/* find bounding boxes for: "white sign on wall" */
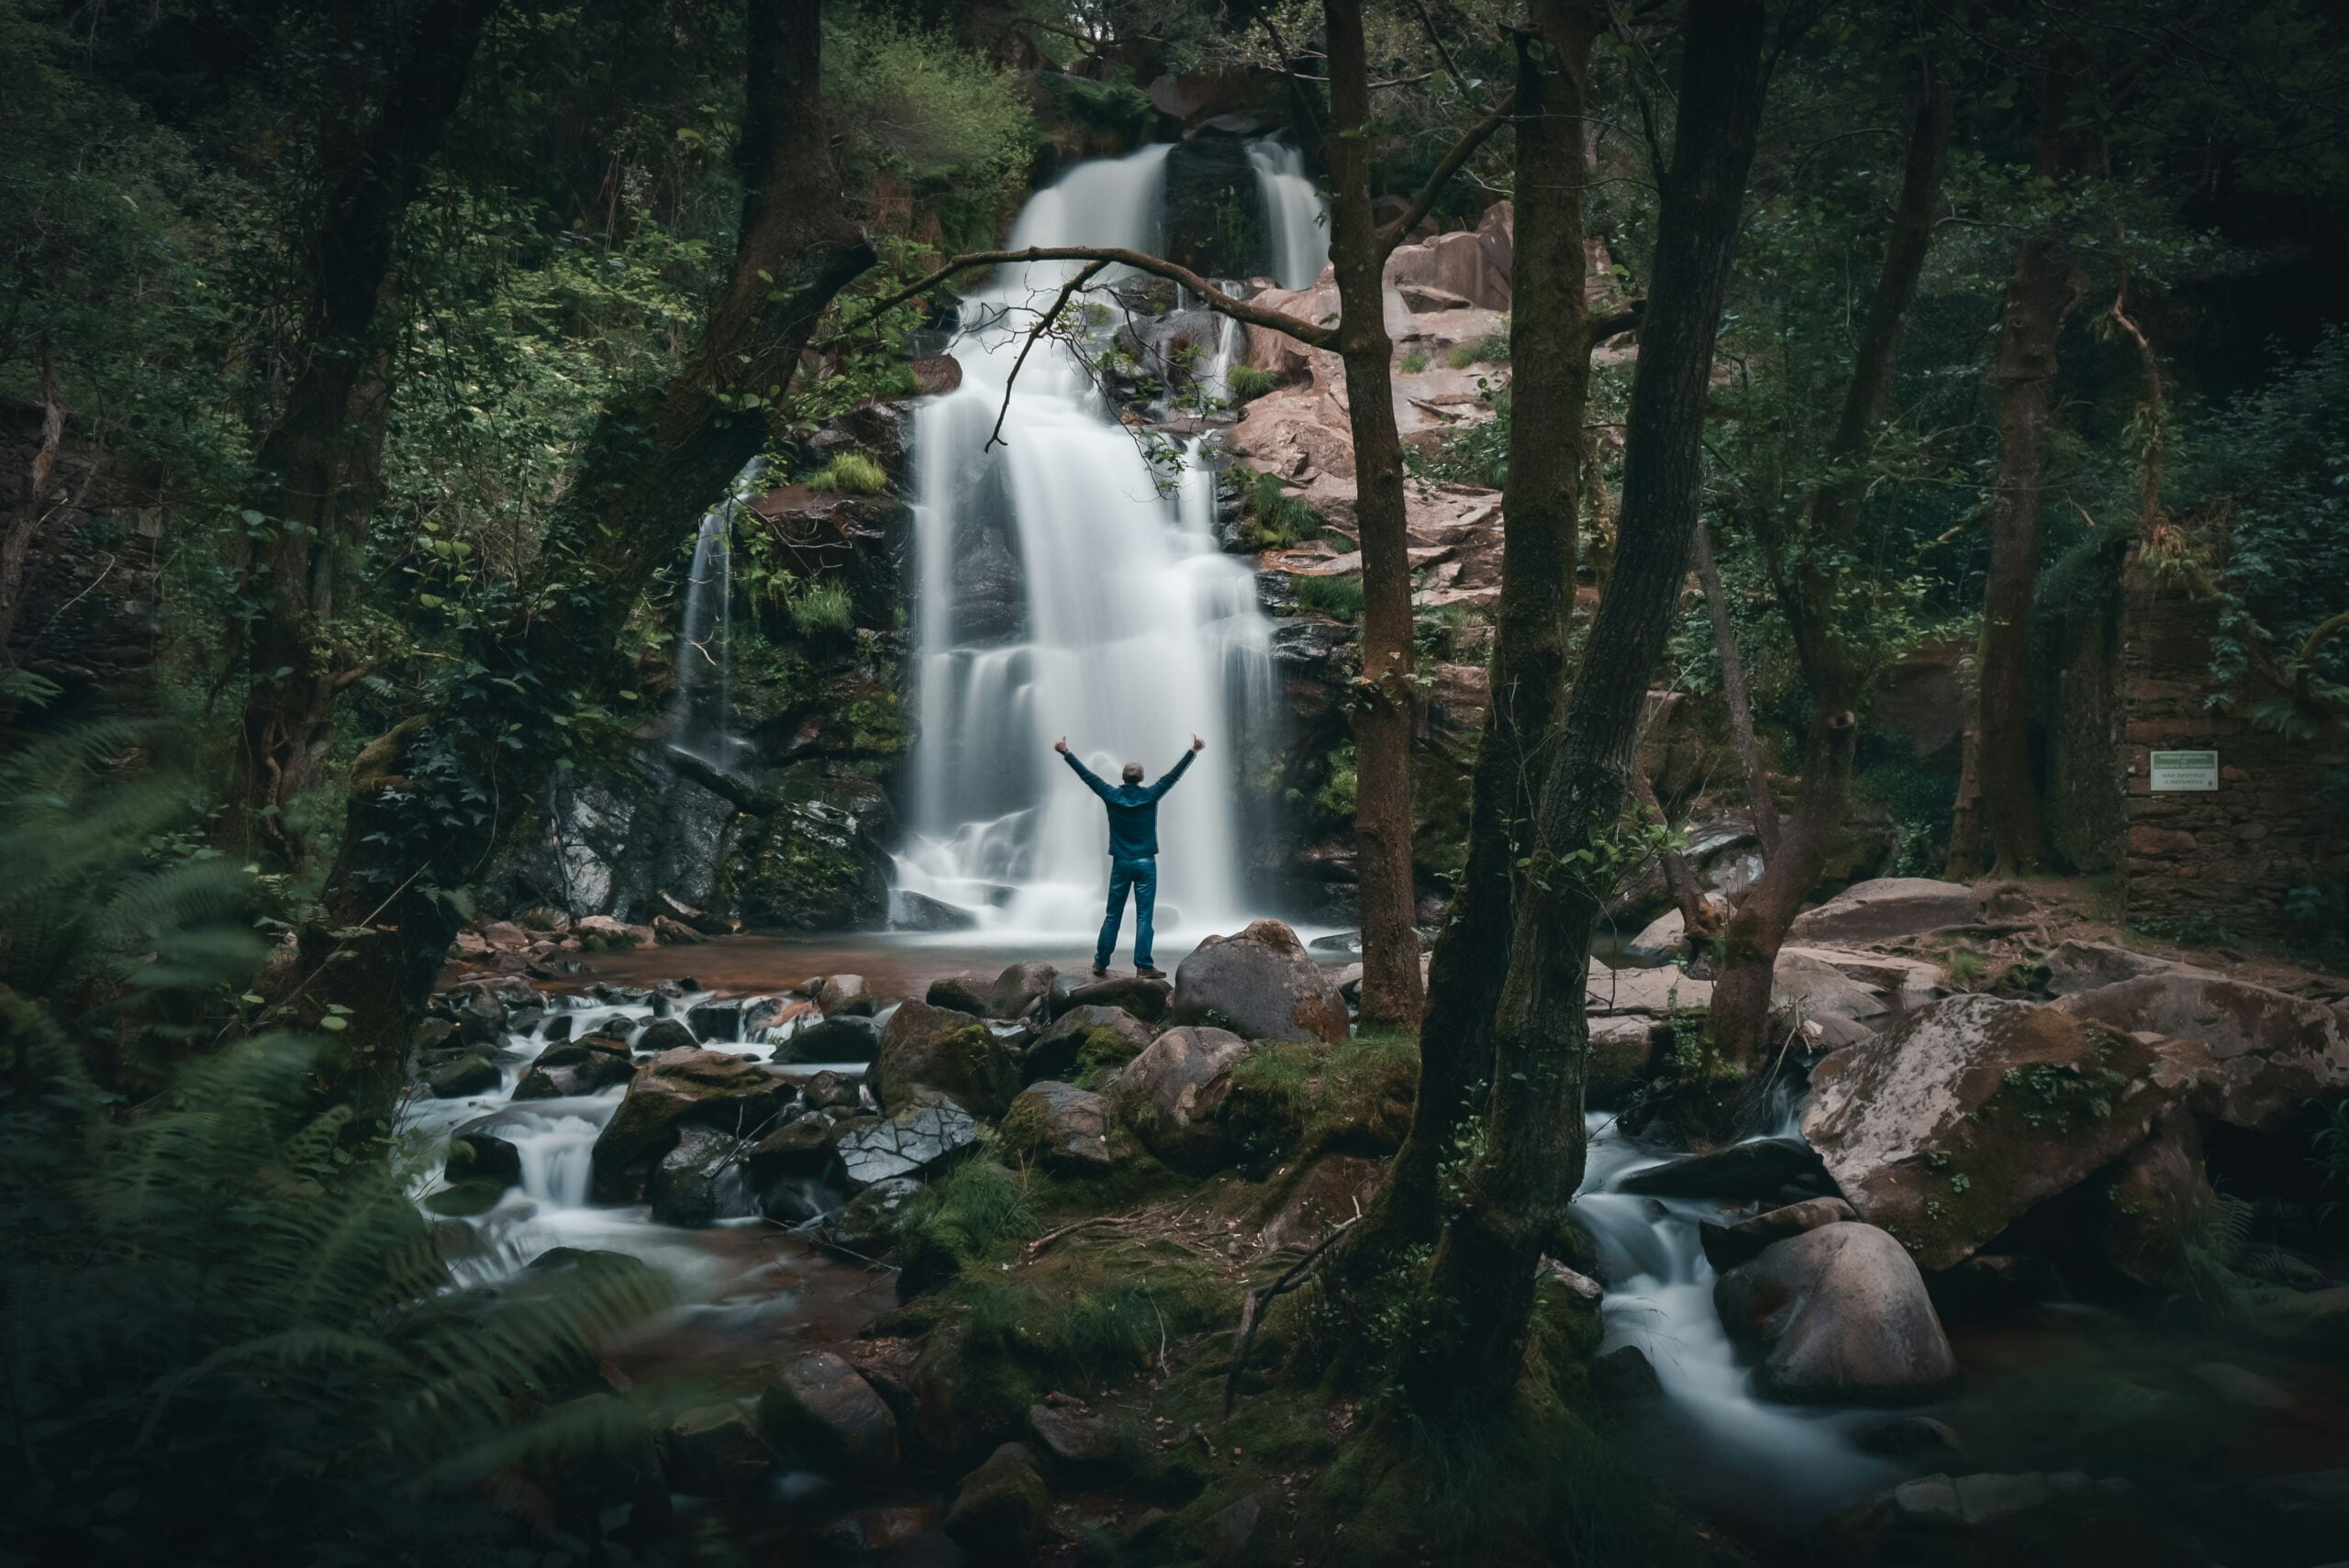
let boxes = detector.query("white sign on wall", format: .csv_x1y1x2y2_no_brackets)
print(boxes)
2148,750,2219,791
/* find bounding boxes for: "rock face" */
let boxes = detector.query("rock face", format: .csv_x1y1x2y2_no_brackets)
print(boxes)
1713,1222,1955,1403
761,1351,897,1479
513,1034,637,1099
1616,1138,1833,1203
589,1048,784,1205
2052,971,2349,1128
833,1101,979,1187
1171,919,1346,1044
2043,939,2216,996
869,999,1017,1117
987,962,1060,1020
1787,877,1981,945
1801,995,2172,1270
646,1124,746,1227
1110,1025,1252,1169
1001,1081,1113,1172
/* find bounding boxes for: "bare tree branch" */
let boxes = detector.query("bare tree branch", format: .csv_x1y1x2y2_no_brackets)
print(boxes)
1375,91,1520,258
985,259,1108,450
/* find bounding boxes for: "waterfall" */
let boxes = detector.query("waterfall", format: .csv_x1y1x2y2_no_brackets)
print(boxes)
895,145,1282,939
669,460,763,769
1248,139,1330,289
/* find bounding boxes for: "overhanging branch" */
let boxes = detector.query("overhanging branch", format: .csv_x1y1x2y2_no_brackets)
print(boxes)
1375,92,1519,258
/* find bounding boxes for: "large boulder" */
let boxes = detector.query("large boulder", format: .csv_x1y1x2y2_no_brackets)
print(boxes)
1818,1472,2208,1568
1585,959,1712,1016
1021,1004,1157,1084
1060,973,1172,1023
1171,919,1346,1044
1787,877,1981,945
1801,995,2175,1270
833,1101,980,1187
942,1440,1051,1563
1109,1025,1252,1169
2052,972,2349,1129
2043,939,2217,996
658,1401,774,1498
1699,1196,1856,1273
589,1047,785,1205
776,1011,882,1063
2094,1109,2219,1286
646,1124,748,1227
925,972,993,1017
869,999,1018,1117
816,973,875,1016
1000,1081,1113,1172
760,1351,898,1479
1616,1138,1834,1203
987,962,1059,1021
1714,1222,1955,1404
445,1131,522,1190
1773,951,1889,1024
512,1034,637,1099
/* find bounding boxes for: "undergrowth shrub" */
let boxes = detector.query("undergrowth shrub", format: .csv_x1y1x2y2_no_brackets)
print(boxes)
806,450,888,494
1294,573,1366,621
1226,363,1277,403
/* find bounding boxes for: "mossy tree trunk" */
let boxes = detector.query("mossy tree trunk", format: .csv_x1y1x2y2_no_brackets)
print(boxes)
1403,0,1770,1415
1709,61,1952,1065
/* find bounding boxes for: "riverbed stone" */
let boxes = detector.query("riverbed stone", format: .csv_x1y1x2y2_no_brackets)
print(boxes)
834,1101,980,1186
1061,973,1173,1023
1000,1081,1113,1172
1714,1222,1955,1404
1801,995,2176,1270
512,1033,637,1099
777,1011,882,1063
659,1400,774,1497
1109,1025,1253,1170
588,1047,785,1205
445,1130,522,1190
1615,1138,1834,1203
943,1441,1051,1563
761,1351,898,1479
1817,1471,2206,1568
816,973,875,1016
1787,877,1980,945
424,1051,500,1098
745,1115,834,1185
1022,1003,1158,1084
2052,970,2349,1128
1029,1400,1122,1464
988,962,1060,1020
803,1068,864,1110
926,972,993,1016
870,999,1017,1117
1773,951,1888,1024
632,1018,696,1054
1585,960,1713,1016
2043,939,2217,996
1698,1195,1856,1272
646,1124,747,1227
829,1174,923,1252
1171,919,1346,1044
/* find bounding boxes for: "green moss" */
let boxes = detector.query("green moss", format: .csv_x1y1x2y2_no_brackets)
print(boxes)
1233,466,1328,551
805,450,888,494
1293,573,1365,621
1069,1025,1145,1090
846,689,906,753
896,1156,1039,1293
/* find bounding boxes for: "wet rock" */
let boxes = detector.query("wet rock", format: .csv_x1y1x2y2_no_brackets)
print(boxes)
891,888,978,931
576,913,651,951
1714,1222,1955,1404
1028,1400,1122,1465
745,1116,834,1185
1774,951,1889,1024
1782,945,1947,997
818,1504,933,1553
652,915,707,946
1109,1025,1252,1170
1192,1494,1262,1561
1801,995,2176,1270
1001,1081,1113,1172
2096,1109,2218,1285
803,1068,864,1110
1259,1153,1383,1251
2052,970,2349,1128
659,1400,774,1496
1818,1472,2207,1568
777,1011,882,1063
829,1174,923,1252
925,972,993,1016
1540,1257,1605,1305
1587,1016,1663,1109
1171,918,1347,1044
988,962,1060,1020
588,1047,785,1205
1787,877,1981,945
1021,1003,1158,1084
445,1131,522,1189
834,1101,979,1186
1853,1416,1965,1462
2043,939,2217,996
1585,958,1713,1016
1591,1344,1663,1403
1615,1138,1833,1202
1060,973,1172,1023
943,1440,1051,1563
871,999,1018,1117
685,999,743,1041
424,1051,500,1098
646,1124,748,1228
816,973,875,1016
512,1034,637,1099
1698,1195,1857,1272
1923,1252,2062,1325
633,1018,696,1054
413,1017,458,1054
761,1351,897,1480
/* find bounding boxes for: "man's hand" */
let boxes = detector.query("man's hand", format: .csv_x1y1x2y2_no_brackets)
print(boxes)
1053,737,1069,754
1191,734,1206,752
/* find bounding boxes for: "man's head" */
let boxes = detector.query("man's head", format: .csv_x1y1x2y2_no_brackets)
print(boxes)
1122,762,1144,784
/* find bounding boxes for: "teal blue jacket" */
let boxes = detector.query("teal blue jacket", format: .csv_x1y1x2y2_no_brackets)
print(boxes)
1063,751,1195,859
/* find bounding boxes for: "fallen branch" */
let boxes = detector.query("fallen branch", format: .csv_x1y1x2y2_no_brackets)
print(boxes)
1026,1214,1132,1259
1223,1216,1356,1417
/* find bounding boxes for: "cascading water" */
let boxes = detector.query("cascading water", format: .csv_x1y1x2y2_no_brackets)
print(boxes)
893,145,1279,938
668,459,764,769
1249,138,1330,289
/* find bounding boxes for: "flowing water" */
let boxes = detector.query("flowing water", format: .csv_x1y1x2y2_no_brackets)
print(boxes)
1249,138,1330,289
668,458,763,770
893,146,1278,940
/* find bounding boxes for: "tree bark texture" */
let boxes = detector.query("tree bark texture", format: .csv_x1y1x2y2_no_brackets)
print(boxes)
1404,0,1769,1412
1327,4,1595,1297
273,0,874,1119
1709,61,1951,1064
0,337,65,656
1694,520,1776,857
229,0,501,861
1974,68,2087,875
1321,0,1425,1027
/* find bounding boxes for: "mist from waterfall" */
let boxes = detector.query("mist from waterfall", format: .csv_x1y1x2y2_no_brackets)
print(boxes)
1249,139,1330,289
894,144,1282,939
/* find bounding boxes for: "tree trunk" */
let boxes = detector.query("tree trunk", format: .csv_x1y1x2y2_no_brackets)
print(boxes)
1694,520,1776,856
1404,0,1769,1412
1975,69,2087,875
1321,0,1425,1027
1326,4,1596,1297
229,0,500,862
267,0,874,1118
0,336,64,656
1708,61,1951,1064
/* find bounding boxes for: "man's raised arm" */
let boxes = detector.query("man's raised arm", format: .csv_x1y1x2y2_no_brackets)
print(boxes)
1054,736,1114,800
1146,735,1206,801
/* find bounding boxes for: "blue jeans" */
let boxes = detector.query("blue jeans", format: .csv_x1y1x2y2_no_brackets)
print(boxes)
1097,857,1157,969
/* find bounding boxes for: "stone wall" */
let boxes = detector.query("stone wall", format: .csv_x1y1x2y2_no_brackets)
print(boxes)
2119,554,2349,943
